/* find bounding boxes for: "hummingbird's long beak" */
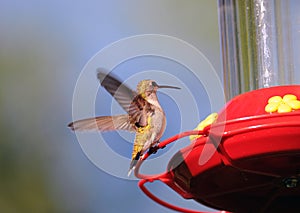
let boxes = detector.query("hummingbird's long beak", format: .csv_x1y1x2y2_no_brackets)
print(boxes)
157,85,181,89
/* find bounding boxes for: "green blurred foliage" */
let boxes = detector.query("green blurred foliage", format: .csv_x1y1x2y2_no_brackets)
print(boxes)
0,1,220,212
0,48,61,212
0,133,58,212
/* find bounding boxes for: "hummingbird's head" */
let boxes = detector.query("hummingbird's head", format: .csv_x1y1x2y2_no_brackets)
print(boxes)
137,80,180,97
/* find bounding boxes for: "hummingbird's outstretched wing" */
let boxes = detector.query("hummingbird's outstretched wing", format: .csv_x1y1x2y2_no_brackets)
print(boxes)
97,70,153,128
68,114,135,132
97,70,137,113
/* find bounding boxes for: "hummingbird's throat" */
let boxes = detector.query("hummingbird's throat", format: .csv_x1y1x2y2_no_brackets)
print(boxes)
137,116,152,134
140,91,152,99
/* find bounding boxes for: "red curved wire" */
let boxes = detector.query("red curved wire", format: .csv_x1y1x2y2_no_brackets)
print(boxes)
135,129,229,213
134,130,206,180
139,179,229,213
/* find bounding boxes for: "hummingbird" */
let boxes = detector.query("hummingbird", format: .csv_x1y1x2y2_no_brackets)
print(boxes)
68,70,180,175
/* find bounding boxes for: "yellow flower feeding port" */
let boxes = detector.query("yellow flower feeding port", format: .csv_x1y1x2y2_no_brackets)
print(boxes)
265,94,300,113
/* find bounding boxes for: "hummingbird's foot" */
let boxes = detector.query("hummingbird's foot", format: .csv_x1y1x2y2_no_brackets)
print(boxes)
148,145,159,155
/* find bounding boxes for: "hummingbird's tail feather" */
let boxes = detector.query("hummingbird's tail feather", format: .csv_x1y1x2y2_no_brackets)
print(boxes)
68,114,134,132
127,151,141,176
127,167,135,177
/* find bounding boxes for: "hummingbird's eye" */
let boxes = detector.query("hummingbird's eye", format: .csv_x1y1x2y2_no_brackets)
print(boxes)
152,81,158,87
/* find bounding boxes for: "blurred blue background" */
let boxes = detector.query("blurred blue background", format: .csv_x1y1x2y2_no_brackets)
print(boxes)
0,1,221,212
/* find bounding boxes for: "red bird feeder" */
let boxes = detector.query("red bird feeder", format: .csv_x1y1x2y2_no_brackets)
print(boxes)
135,1,300,212
135,85,300,212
